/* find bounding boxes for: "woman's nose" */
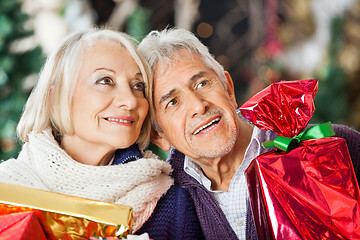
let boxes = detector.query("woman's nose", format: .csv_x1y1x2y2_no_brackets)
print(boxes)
112,87,138,110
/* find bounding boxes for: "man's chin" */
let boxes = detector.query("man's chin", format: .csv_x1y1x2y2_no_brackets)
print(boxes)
189,138,236,159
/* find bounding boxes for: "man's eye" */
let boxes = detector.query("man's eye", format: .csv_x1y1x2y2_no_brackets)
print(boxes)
96,77,113,85
166,98,178,108
196,80,208,89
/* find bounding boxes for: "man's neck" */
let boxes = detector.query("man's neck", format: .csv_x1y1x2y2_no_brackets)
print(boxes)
196,120,253,191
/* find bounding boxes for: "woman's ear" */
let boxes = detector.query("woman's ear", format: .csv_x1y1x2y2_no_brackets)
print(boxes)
150,129,171,151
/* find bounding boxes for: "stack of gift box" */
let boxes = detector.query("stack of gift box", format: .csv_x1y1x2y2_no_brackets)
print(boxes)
0,182,133,239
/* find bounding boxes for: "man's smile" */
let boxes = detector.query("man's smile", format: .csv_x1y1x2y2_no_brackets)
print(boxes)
192,116,221,135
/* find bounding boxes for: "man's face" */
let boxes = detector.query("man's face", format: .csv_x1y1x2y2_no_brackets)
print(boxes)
152,50,239,164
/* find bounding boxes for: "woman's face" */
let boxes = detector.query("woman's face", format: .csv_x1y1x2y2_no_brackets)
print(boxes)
68,41,148,152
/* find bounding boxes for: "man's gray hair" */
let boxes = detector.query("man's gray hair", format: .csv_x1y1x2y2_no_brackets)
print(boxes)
138,28,227,131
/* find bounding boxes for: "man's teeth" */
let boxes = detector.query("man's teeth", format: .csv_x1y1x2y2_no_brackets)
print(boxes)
106,118,132,123
193,117,220,135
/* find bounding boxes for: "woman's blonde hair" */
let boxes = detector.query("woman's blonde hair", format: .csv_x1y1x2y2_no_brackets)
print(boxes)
17,28,152,149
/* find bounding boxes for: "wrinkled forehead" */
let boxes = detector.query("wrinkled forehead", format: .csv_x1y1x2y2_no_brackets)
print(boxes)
153,49,199,78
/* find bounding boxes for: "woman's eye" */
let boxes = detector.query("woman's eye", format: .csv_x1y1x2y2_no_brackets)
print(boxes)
96,77,113,85
166,98,178,108
133,81,145,93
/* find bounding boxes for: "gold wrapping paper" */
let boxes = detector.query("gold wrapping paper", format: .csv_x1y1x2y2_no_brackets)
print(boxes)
0,182,133,239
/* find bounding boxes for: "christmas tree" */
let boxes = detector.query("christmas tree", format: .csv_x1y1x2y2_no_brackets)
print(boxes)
0,0,43,161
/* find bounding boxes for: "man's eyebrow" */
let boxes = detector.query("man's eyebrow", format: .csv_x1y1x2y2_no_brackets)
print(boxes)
158,71,207,106
159,89,176,105
190,71,206,82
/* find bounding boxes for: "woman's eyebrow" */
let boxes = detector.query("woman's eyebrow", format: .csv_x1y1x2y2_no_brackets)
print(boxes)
134,72,143,78
93,67,116,73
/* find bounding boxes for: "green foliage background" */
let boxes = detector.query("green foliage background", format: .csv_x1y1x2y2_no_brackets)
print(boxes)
0,0,43,161
0,1,358,162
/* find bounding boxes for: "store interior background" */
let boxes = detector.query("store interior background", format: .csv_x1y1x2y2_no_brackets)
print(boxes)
1,0,359,160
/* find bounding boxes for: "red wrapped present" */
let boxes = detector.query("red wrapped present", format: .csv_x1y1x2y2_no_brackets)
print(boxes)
0,182,133,240
0,211,47,240
240,79,360,240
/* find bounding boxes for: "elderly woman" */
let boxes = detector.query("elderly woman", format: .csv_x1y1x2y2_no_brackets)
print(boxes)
0,28,204,239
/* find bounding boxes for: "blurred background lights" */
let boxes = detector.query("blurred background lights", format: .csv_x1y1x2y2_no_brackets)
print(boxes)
196,22,213,38
0,0,359,160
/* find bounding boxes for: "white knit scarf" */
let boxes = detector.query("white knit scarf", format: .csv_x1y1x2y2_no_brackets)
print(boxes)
0,129,174,231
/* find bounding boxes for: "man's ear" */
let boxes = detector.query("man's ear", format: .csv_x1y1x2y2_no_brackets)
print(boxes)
224,71,238,108
150,129,171,151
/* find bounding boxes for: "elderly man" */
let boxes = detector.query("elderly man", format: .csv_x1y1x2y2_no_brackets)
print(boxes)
138,28,360,240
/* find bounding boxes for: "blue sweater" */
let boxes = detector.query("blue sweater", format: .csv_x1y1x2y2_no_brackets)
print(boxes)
112,145,205,240
137,184,205,239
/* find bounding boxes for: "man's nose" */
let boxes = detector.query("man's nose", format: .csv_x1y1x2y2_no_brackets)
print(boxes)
186,92,209,117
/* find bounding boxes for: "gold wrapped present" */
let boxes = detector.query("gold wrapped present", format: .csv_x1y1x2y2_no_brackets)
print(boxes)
0,182,133,240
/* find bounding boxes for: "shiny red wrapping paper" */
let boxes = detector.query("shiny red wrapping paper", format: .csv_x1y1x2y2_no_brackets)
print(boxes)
240,79,360,239
240,79,317,138
0,211,47,240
